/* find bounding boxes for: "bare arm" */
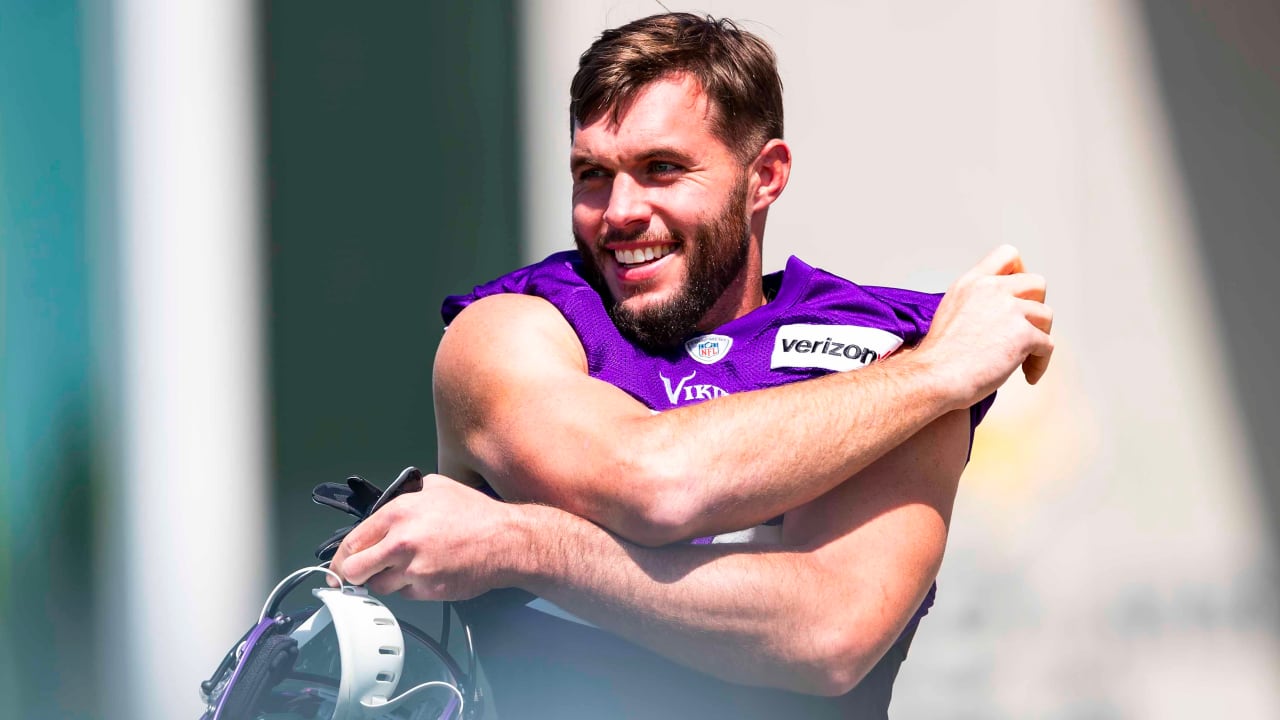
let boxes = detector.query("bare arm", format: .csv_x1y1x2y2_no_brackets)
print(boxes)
334,409,969,694
435,292,948,546
434,247,1049,546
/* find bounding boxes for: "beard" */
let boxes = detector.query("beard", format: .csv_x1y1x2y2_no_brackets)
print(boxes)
575,176,751,353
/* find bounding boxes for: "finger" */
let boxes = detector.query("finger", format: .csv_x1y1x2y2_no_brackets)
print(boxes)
1001,272,1047,303
329,517,392,585
970,244,1024,277
328,545,350,586
364,567,413,597
1019,298,1054,335
1018,299,1054,385
1023,345,1053,385
340,538,403,587
1022,323,1055,384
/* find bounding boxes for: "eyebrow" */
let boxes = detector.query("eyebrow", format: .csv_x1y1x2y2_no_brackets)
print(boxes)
570,145,700,172
569,151,597,172
638,146,698,167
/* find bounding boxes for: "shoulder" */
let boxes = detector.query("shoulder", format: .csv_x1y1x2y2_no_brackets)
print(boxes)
441,251,591,326
442,252,641,378
440,293,585,370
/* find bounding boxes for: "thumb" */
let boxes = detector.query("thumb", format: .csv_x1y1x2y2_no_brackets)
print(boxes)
1022,348,1053,385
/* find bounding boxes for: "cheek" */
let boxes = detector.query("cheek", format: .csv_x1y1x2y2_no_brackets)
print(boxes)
664,189,719,231
572,200,604,237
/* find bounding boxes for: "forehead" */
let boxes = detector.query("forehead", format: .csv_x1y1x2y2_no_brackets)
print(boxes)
571,74,727,160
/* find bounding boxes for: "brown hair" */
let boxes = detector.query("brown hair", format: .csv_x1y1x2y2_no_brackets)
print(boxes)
570,12,784,163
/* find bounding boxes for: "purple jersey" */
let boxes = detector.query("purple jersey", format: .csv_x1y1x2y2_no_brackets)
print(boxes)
444,251,950,412
443,251,995,714
443,250,995,631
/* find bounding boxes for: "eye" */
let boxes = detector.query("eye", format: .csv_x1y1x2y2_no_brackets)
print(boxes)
649,161,683,176
575,166,609,183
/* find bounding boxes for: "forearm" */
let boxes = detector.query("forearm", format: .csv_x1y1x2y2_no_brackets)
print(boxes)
618,350,953,539
436,293,967,545
499,502,912,695
336,416,965,695
473,350,954,545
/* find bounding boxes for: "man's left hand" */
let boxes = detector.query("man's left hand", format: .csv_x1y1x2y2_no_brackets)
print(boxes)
328,473,517,601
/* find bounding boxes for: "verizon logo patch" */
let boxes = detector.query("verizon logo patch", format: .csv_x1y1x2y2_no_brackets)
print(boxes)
770,324,903,372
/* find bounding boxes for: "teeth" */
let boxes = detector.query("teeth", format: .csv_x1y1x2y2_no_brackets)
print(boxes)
613,244,674,265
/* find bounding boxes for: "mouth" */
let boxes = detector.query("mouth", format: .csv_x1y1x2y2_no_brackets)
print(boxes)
611,243,677,268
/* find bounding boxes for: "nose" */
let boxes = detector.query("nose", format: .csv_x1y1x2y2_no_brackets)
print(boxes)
602,173,650,231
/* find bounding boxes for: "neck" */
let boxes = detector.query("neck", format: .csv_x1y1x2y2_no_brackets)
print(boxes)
696,242,766,331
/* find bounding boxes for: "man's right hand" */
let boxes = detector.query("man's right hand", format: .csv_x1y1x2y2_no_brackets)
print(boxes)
915,244,1055,409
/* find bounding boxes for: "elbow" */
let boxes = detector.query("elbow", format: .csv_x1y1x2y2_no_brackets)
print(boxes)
787,617,889,697
610,518,681,548
810,652,877,698
606,450,704,547
792,574,943,696
608,490,702,547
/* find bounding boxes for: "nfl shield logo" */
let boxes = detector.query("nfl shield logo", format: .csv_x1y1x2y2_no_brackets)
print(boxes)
685,333,733,365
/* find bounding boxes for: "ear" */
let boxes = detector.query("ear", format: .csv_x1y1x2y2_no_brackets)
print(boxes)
748,139,791,213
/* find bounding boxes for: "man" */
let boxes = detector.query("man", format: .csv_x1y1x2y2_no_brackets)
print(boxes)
330,13,1052,718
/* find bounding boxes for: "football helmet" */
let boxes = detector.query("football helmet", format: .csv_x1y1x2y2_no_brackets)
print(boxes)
198,468,482,720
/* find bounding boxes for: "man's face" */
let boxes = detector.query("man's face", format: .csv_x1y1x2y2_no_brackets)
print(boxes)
570,74,753,351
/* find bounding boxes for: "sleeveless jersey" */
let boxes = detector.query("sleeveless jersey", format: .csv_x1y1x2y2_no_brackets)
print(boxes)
443,251,953,416
441,251,995,716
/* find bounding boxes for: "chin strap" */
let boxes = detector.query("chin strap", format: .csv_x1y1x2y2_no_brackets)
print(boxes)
312,466,424,561
204,616,298,720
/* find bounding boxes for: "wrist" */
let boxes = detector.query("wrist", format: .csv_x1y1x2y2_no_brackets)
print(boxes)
891,346,968,414
492,501,557,593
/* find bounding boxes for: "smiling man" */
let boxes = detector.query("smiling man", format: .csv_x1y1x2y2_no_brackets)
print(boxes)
329,13,1053,719
570,71,764,353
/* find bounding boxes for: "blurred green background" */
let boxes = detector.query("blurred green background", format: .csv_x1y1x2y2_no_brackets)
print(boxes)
261,0,521,585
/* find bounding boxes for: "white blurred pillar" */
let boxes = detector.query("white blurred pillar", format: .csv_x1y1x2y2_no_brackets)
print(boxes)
113,1,266,717
518,0,578,261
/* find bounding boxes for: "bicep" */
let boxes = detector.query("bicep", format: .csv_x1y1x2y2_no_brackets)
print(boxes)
432,294,655,514
781,409,971,633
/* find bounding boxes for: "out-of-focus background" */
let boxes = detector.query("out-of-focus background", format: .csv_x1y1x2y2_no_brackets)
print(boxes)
2,1,1277,718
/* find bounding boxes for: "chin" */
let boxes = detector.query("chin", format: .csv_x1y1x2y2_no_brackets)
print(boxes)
616,287,678,317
